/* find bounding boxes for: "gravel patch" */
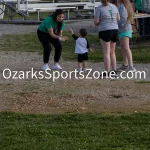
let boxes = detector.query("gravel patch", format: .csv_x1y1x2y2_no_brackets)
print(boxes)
0,20,97,35
0,20,149,81
0,24,39,35
0,21,149,114
0,51,150,114
65,20,98,34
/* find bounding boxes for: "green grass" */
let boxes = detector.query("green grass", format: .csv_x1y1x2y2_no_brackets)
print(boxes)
0,33,41,53
0,32,150,63
135,81,150,84
0,112,150,150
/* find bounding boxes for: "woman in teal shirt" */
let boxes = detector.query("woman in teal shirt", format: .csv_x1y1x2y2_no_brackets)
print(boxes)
132,0,142,12
37,9,68,71
132,0,143,35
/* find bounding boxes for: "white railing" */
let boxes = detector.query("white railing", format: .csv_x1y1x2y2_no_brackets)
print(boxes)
0,4,5,19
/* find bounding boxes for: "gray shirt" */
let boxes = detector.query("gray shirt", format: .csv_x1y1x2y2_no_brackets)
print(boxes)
118,3,132,33
95,3,119,32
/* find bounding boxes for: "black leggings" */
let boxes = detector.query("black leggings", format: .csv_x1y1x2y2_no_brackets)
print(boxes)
37,29,62,63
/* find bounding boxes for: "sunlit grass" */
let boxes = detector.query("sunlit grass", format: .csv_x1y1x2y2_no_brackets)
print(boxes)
0,32,150,63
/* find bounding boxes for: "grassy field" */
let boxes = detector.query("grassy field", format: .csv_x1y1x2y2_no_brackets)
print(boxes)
0,32,150,63
0,112,150,150
0,31,150,150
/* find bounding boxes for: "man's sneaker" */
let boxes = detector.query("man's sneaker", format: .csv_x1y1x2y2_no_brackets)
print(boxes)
42,64,50,71
82,68,88,72
100,72,110,79
128,66,136,72
77,68,82,72
76,68,83,74
116,65,128,72
100,71,118,79
109,70,118,78
52,63,62,70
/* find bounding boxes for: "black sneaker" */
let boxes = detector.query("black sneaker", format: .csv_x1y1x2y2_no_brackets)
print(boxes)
116,64,128,72
100,72,110,79
109,70,118,78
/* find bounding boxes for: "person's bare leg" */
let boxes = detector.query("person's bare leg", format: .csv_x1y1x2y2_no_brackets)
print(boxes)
78,62,82,71
121,49,128,66
83,61,87,70
120,37,133,67
100,39,111,72
110,41,117,71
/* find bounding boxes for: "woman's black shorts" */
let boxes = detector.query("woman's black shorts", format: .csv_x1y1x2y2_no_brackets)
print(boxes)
99,29,118,42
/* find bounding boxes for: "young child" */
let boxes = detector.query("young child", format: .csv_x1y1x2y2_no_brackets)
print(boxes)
70,28,93,72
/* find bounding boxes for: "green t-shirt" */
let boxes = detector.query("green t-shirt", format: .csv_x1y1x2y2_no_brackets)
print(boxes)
132,0,142,11
38,16,65,33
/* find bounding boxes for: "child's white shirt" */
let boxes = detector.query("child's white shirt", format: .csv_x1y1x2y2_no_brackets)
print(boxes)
72,34,90,54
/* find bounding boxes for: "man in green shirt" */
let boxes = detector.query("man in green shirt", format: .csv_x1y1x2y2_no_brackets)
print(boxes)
132,0,142,12
37,9,68,71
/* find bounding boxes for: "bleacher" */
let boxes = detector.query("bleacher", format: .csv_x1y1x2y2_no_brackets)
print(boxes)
0,0,101,21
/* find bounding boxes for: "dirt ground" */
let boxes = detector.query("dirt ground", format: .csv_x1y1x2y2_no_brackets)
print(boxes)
0,22,150,114
0,51,150,114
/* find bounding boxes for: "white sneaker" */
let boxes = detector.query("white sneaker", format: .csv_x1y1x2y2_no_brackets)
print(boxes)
76,68,82,73
42,64,50,71
128,66,136,72
52,63,62,70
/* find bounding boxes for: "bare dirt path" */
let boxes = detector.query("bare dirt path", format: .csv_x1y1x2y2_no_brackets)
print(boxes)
0,51,149,114
0,21,150,114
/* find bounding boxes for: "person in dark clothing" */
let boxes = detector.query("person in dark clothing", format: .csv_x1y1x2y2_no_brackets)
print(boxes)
37,9,68,71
